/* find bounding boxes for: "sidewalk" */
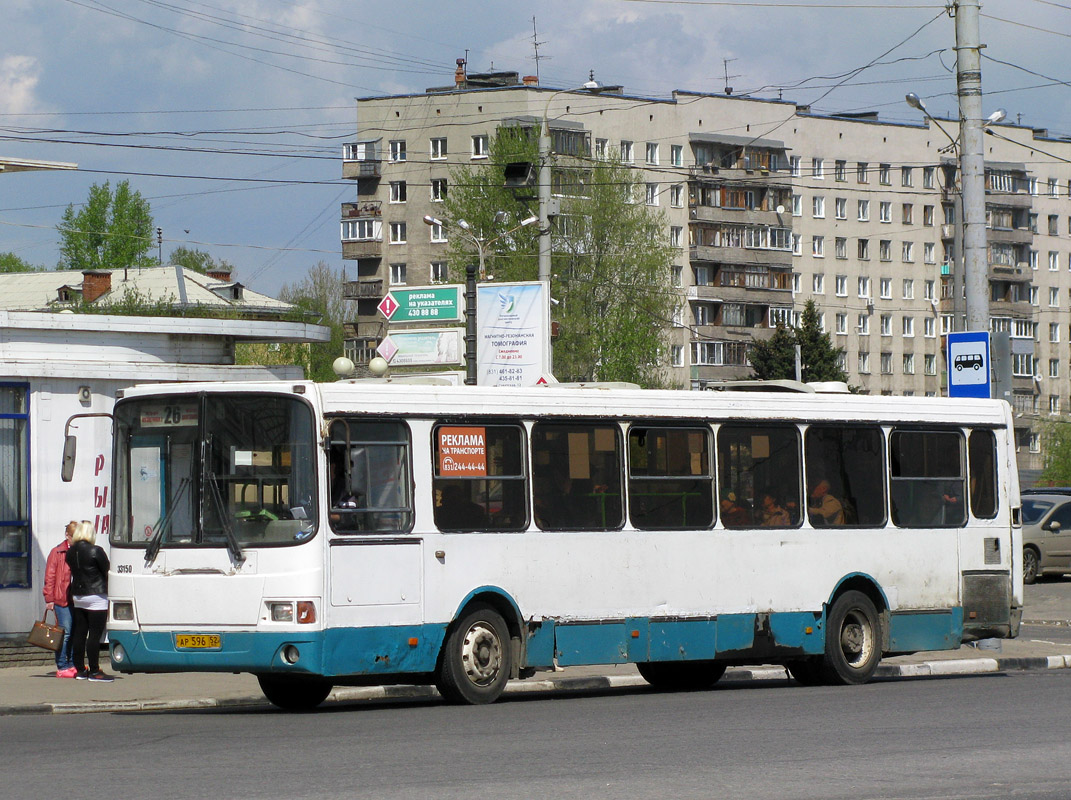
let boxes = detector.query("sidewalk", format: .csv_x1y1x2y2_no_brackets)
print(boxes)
2,627,1070,716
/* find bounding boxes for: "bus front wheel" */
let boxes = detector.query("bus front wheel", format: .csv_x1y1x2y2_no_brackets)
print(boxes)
257,674,332,711
821,590,883,685
436,604,511,705
637,660,727,691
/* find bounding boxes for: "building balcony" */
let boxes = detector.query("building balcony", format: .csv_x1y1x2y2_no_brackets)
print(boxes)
342,239,383,260
689,206,784,226
342,159,382,181
987,226,1033,245
341,201,382,218
985,191,1033,209
988,263,1030,282
687,284,791,304
690,244,792,267
342,279,384,300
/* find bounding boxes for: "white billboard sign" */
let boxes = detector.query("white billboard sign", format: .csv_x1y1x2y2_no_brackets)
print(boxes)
476,281,550,387
379,329,462,367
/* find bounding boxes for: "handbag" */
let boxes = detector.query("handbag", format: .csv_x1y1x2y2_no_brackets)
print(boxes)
27,609,65,652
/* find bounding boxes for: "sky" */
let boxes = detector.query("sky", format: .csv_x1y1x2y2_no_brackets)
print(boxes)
1,0,1069,297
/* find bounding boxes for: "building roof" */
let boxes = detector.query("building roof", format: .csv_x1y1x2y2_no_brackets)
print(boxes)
0,266,295,315
0,156,78,173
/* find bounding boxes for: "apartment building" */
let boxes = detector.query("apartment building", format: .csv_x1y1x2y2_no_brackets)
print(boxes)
341,64,1071,472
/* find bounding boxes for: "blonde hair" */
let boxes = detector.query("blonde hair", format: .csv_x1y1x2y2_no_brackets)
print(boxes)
70,520,97,545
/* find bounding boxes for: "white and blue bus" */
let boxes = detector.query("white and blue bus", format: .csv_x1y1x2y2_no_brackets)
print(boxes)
88,380,1021,709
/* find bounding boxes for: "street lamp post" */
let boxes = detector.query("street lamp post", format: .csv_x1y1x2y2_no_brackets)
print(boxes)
423,214,538,385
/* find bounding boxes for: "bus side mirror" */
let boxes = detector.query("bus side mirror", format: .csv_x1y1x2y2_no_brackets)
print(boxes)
61,435,77,482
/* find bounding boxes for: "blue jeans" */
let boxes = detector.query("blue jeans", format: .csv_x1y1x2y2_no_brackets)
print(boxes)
53,604,74,670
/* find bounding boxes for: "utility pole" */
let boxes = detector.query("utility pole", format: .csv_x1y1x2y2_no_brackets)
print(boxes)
954,0,988,334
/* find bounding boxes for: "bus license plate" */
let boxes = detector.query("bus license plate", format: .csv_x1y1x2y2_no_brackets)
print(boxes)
175,634,221,649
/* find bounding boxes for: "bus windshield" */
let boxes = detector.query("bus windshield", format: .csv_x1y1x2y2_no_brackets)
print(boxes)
112,392,318,548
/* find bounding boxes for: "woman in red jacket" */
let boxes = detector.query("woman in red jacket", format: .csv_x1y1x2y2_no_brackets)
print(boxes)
43,521,77,678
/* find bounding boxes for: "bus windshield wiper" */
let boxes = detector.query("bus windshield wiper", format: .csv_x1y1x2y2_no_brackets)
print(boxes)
144,477,191,566
206,470,247,567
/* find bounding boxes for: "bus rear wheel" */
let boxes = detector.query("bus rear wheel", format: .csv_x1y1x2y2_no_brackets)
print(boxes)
637,660,727,691
257,674,332,711
436,604,511,705
820,590,883,685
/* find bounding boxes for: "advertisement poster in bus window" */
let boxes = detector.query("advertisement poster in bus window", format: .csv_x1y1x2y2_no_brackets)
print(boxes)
438,427,487,476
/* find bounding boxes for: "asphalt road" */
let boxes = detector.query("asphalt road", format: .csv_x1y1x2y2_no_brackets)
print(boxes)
5,668,1070,799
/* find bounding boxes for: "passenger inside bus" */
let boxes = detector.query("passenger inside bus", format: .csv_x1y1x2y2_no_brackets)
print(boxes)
720,492,751,527
760,494,791,526
808,480,845,526
435,483,485,530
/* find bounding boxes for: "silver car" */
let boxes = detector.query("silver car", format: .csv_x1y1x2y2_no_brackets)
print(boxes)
1022,493,1071,584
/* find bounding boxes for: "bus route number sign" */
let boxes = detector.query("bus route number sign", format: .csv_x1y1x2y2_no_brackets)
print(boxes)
140,404,198,428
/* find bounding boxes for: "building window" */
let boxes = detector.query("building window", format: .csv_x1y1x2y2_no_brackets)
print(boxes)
1051,322,1060,343
924,242,936,264
792,234,802,256
813,196,825,218
1051,359,1060,379
389,181,407,204
1050,251,1060,271
790,156,801,177
1050,215,1060,236
924,317,935,337
389,222,407,244
595,138,608,159
1029,176,1039,196
879,240,892,262
620,140,634,162
670,184,683,207
835,160,846,181
671,144,683,166
792,273,801,294
1050,178,1059,198
813,158,825,179
429,222,446,243
671,345,684,367
836,313,847,334
924,279,935,300
1051,286,1060,307
835,237,847,259
389,263,406,285
645,142,659,165
471,134,489,158
881,352,893,374
1051,395,1061,415
880,278,892,299
792,194,802,216
645,183,660,206
924,353,936,375
923,205,935,227
858,276,871,298
813,273,825,294
923,166,935,189
1030,250,1039,270
902,167,913,187
836,275,848,296
389,140,406,162
903,279,914,299
430,261,448,283
903,316,914,337
834,197,847,220
902,241,914,262
430,137,447,160
857,162,869,183
902,203,914,225
903,354,915,375
431,178,447,202
858,199,870,221
858,239,870,260
880,313,892,336
858,314,870,335
670,226,682,247
879,164,891,185
859,351,870,373
0,384,29,588
812,236,824,257
672,265,683,287
341,218,380,241
879,201,892,223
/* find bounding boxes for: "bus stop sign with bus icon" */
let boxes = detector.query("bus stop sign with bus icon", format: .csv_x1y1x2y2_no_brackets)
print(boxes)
947,331,991,398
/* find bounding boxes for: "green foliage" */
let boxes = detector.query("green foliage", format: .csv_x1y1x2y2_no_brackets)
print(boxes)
0,252,39,273
1039,421,1071,486
748,300,848,383
445,127,677,387
58,180,155,272
274,261,348,382
169,246,234,275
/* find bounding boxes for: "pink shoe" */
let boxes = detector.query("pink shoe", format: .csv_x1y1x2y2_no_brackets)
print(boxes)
56,667,78,678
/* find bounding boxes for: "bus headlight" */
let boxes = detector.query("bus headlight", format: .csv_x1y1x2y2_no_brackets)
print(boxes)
270,603,294,622
112,601,134,622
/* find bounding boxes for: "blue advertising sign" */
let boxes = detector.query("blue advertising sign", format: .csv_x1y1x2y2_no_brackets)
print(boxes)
947,331,991,399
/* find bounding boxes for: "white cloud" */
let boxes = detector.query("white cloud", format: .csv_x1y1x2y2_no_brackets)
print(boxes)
0,55,41,114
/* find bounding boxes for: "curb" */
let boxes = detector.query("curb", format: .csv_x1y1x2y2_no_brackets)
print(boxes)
3,654,1068,716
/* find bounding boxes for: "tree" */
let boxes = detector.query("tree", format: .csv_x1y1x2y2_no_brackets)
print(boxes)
273,261,347,382
1039,421,1071,486
0,252,38,273
58,180,155,272
169,246,235,275
748,300,848,383
445,127,678,387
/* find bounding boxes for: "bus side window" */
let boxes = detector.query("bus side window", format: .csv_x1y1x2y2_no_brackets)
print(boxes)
889,430,965,528
628,426,713,530
531,422,623,531
804,425,886,527
328,419,413,534
716,424,802,529
433,423,527,532
968,429,998,519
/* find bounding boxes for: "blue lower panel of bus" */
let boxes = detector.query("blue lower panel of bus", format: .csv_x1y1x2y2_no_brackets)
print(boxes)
110,608,965,676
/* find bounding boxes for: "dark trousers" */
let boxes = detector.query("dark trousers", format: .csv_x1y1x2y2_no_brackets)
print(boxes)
70,606,107,673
